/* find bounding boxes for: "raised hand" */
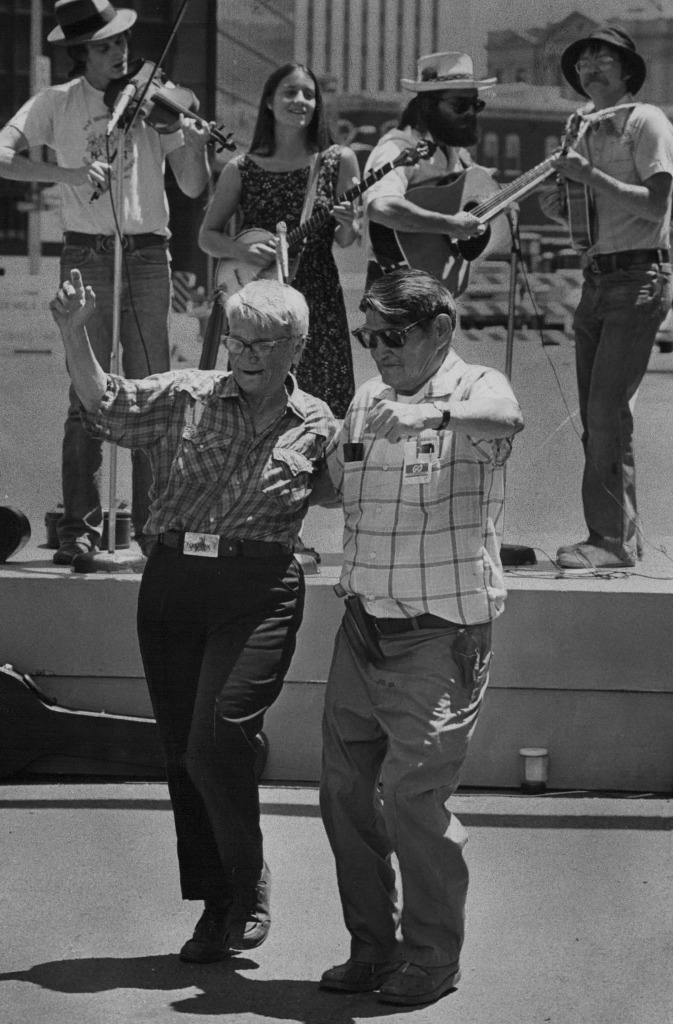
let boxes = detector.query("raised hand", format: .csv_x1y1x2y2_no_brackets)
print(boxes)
49,268,96,330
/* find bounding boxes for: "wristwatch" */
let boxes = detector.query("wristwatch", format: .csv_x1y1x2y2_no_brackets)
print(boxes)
431,402,452,430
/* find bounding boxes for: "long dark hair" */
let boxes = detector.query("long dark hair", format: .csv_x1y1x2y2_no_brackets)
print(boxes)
248,62,334,156
398,94,438,133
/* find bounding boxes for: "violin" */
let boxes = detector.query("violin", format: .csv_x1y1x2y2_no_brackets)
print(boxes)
104,59,235,153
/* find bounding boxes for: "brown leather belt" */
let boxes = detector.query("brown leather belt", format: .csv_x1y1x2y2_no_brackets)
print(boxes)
63,231,167,253
587,248,670,274
371,612,456,634
159,530,293,559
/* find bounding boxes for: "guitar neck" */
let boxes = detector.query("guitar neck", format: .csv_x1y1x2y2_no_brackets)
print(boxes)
285,155,414,247
470,156,557,222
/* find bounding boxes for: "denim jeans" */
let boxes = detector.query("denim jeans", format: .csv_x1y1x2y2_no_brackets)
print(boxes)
573,261,672,558
320,616,491,968
58,243,171,546
137,543,305,901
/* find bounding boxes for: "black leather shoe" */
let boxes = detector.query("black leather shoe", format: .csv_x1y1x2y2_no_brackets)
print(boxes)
228,862,271,951
179,900,233,963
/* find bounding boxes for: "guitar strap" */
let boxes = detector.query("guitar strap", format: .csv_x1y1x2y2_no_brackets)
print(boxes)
288,151,323,283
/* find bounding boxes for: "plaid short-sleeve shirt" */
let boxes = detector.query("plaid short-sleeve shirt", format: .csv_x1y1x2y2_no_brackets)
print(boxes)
328,351,517,625
85,369,338,543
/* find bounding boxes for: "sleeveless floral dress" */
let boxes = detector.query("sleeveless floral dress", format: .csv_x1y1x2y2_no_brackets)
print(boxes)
237,145,355,417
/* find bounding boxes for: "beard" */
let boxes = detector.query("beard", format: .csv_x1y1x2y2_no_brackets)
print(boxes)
425,104,479,148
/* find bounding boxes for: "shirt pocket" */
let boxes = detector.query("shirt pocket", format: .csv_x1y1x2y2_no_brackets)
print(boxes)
172,427,231,487
262,447,315,509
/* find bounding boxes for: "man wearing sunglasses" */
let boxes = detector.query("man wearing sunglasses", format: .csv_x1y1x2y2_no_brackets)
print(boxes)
539,26,673,569
362,51,495,287
49,271,338,963
319,268,523,1006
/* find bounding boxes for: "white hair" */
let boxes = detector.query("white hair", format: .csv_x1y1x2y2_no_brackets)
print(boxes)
225,279,309,336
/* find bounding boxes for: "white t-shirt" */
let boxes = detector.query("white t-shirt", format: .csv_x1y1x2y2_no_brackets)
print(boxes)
9,76,184,236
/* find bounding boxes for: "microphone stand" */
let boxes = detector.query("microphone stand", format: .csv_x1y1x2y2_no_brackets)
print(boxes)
74,125,143,574
499,207,537,568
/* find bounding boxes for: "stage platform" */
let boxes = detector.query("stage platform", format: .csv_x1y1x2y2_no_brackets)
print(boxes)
2,514,673,793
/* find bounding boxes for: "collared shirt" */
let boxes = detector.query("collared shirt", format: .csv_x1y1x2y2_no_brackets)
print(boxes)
85,369,338,543
577,96,673,254
362,125,472,265
328,350,517,625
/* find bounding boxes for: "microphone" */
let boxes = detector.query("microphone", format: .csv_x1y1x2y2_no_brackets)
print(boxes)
106,79,138,136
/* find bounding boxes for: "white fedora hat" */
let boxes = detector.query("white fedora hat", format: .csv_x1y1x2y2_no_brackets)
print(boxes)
401,51,496,92
47,0,137,46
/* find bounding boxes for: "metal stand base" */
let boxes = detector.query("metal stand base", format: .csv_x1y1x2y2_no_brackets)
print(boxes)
72,549,146,574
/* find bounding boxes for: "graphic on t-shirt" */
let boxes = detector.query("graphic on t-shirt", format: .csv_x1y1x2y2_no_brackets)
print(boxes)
83,114,135,181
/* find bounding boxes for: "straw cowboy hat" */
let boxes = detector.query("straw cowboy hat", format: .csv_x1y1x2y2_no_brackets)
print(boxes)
561,26,646,98
401,52,497,93
47,0,137,46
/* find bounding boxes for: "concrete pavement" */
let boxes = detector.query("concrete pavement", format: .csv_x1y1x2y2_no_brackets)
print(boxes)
1,782,672,1024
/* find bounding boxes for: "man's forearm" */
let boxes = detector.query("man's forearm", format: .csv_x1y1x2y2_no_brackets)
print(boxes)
59,323,108,412
0,149,75,184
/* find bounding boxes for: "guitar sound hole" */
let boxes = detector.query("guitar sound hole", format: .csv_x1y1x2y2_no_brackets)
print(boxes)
458,202,491,261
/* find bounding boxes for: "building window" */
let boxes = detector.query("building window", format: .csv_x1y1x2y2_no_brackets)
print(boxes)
482,131,500,169
544,134,560,158
504,133,521,177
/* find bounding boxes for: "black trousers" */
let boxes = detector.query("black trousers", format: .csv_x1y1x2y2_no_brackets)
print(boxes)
137,542,305,901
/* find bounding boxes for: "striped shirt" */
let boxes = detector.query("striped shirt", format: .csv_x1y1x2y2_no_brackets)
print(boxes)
85,369,338,543
328,350,516,625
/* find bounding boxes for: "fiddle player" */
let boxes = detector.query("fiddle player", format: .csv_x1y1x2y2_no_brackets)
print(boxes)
539,27,673,569
362,51,492,289
0,0,211,564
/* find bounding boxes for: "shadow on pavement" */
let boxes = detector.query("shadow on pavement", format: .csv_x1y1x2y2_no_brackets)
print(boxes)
0,953,428,1021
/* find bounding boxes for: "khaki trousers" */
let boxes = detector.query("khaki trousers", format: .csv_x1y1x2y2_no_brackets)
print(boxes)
320,616,491,968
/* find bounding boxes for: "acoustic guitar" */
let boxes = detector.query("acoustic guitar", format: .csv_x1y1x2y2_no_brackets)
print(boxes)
370,113,589,291
214,140,437,295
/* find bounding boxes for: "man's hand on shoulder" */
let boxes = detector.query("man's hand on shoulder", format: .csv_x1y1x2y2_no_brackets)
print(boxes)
366,400,443,443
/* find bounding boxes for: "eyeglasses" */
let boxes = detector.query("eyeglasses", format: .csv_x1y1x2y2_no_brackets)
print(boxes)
351,317,432,350
223,334,295,356
574,56,618,73
440,97,486,115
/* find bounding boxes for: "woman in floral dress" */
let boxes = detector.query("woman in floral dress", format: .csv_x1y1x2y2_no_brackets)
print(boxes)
199,63,360,416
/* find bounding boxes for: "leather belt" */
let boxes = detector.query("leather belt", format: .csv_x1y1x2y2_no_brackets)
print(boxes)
586,248,670,274
63,231,167,253
159,530,293,559
371,612,456,634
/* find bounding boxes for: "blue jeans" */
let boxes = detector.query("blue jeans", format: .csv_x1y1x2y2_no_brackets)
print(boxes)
58,243,171,546
320,617,491,968
137,543,304,900
573,261,672,559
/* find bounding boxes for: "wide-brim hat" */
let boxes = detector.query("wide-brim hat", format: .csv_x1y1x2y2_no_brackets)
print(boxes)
401,51,497,93
47,0,137,46
561,26,646,97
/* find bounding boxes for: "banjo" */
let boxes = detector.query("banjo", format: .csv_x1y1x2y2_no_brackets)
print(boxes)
214,140,437,294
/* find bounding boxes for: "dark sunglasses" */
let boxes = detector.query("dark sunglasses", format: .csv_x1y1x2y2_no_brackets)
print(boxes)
442,97,486,115
351,317,433,350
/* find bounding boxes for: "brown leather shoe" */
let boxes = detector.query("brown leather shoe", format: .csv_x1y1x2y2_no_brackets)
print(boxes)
319,957,403,993
179,900,233,963
378,961,461,1005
